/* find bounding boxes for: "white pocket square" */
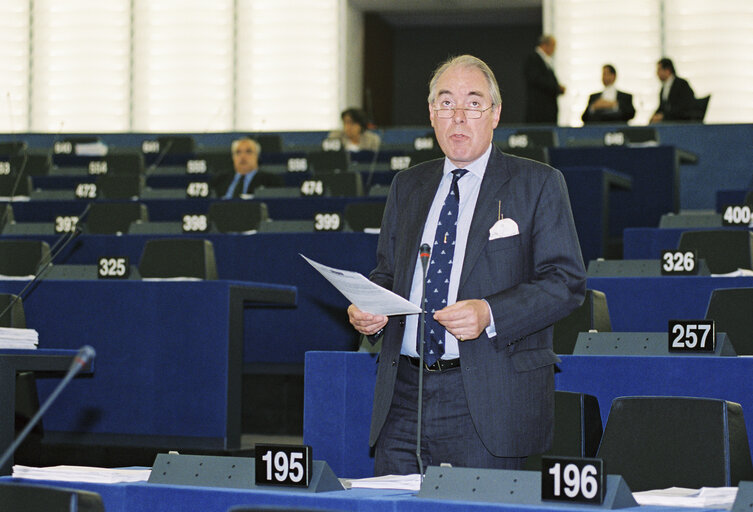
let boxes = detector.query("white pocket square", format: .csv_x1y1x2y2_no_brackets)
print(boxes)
489,217,519,240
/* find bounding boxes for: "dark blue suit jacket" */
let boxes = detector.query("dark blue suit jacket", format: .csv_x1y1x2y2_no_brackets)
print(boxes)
368,146,586,457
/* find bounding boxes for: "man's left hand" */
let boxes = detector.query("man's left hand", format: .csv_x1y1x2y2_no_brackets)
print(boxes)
433,299,491,341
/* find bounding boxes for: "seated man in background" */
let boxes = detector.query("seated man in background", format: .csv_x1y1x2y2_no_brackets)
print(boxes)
211,137,283,199
650,57,696,123
328,108,381,152
582,64,635,124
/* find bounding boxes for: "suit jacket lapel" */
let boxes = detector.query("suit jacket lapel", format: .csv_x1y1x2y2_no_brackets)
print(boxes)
459,147,512,291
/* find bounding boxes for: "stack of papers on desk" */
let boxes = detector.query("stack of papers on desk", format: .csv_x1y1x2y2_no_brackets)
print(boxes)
633,486,738,508
343,474,422,491
0,327,38,349
13,465,151,484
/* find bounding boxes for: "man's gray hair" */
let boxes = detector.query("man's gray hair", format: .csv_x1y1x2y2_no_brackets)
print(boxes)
231,137,261,156
427,54,502,108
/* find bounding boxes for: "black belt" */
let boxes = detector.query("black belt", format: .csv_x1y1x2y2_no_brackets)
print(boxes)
402,355,460,372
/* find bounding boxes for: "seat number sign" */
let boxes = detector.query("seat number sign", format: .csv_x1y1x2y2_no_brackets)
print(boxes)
255,444,312,488
661,250,697,275
541,456,604,504
98,256,130,279
668,320,715,352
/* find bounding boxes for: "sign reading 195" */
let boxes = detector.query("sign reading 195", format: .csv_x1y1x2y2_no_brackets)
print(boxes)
541,456,604,504
255,444,312,488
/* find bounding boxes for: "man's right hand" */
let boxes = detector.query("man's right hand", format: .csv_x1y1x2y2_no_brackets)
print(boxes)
348,304,388,336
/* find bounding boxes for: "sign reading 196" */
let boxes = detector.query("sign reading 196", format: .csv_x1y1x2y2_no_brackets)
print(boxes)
541,456,604,504
255,444,312,488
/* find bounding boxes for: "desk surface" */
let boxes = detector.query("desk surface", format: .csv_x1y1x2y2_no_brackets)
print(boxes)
0,476,727,512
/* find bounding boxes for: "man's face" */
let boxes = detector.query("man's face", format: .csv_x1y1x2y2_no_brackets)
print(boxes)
656,64,671,82
232,140,258,175
342,114,362,140
429,65,500,168
602,67,616,87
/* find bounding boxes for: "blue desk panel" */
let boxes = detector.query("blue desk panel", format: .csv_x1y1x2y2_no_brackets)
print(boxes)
3,232,379,364
586,276,753,331
304,351,753,482
0,477,718,512
560,166,631,263
549,146,679,237
0,280,294,449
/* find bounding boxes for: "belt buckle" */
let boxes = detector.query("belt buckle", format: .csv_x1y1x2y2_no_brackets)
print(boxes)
424,361,439,372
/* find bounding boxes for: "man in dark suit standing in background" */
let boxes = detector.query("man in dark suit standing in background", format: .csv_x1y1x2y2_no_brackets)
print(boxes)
582,64,635,124
650,58,696,123
348,55,585,475
524,35,566,124
211,137,283,199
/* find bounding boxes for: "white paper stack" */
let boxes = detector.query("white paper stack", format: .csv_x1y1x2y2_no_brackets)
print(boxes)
633,486,739,509
12,465,151,484
0,327,38,349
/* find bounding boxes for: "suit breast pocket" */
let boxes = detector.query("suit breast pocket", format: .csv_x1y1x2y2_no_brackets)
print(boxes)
487,234,521,252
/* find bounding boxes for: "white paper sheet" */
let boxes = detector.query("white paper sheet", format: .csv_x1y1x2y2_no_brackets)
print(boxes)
301,254,421,316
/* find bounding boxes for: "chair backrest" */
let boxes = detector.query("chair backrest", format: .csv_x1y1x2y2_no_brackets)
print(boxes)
659,212,722,228
596,396,753,491
706,288,753,355
507,129,558,149
745,189,753,209
524,391,603,470
553,289,611,354
253,134,283,155
95,174,145,199
307,150,349,174
0,175,32,197
603,127,659,146
138,239,218,280
103,152,145,175
0,482,104,512
678,229,753,274
256,219,315,233
692,95,711,121
318,172,363,197
408,148,444,166
0,204,14,233
0,293,26,327
85,202,149,235
0,240,51,276
343,201,385,231
208,201,269,233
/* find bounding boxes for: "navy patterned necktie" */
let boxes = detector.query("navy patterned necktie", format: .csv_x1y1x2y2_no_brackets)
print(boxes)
419,169,468,366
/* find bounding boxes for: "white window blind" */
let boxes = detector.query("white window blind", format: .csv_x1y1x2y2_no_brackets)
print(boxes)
0,2,30,133
663,0,753,123
131,0,234,132
235,0,341,131
547,0,662,126
30,0,130,132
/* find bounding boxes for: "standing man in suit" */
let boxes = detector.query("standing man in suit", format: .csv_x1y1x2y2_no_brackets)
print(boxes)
582,64,636,124
650,58,696,123
211,137,283,199
524,35,566,124
348,55,586,475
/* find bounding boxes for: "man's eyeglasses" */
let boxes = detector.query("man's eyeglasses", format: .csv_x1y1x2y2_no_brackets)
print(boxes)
433,105,494,119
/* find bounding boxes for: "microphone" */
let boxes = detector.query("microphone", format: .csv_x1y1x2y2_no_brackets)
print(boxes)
0,202,90,323
416,243,431,478
0,345,96,473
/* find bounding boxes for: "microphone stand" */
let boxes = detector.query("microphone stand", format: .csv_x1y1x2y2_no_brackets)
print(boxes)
0,202,90,322
0,345,95,472
416,243,431,479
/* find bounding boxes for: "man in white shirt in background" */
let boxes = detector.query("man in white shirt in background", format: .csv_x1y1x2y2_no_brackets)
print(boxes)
581,64,635,124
